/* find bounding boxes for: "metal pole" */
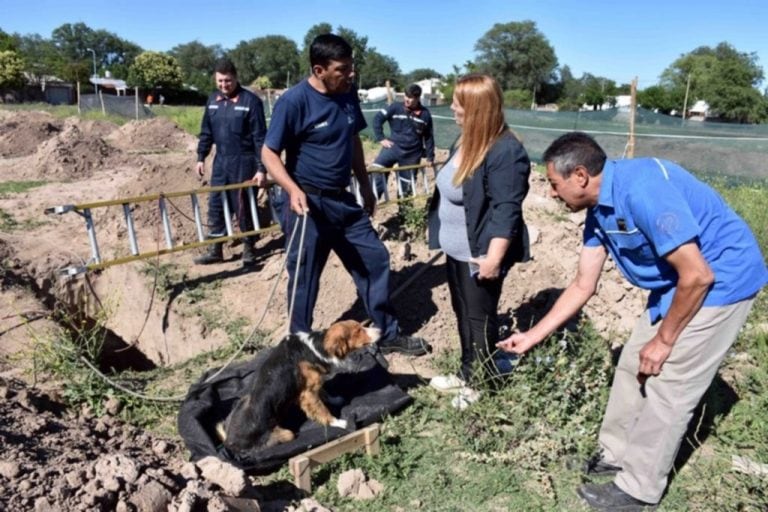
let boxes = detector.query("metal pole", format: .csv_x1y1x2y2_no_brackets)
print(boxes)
123,203,139,255
86,48,97,93
247,186,260,230
158,197,174,249
83,209,102,264
191,194,205,242
222,192,234,237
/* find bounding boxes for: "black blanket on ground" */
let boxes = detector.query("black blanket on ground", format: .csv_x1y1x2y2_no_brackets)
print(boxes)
177,348,412,474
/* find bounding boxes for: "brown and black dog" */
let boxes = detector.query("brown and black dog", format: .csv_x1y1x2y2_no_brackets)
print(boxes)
219,320,381,453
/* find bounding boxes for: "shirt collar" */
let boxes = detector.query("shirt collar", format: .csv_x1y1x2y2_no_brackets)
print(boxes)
216,86,240,103
596,160,615,208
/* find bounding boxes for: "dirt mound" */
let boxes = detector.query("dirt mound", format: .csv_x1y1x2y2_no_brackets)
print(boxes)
33,124,138,180
0,378,315,511
0,111,63,158
106,117,198,153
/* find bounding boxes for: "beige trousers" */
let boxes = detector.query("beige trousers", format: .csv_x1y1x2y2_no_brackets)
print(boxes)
598,298,755,503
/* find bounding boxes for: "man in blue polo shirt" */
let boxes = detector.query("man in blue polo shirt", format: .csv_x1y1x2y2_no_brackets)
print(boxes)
497,132,767,510
261,34,430,356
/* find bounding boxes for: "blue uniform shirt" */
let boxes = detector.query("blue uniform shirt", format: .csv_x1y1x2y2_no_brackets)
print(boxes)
264,80,367,190
584,158,768,322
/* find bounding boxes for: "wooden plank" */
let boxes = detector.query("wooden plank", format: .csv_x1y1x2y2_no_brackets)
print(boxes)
289,423,381,492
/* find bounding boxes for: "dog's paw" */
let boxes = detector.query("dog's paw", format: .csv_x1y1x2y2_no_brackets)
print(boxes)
330,418,348,429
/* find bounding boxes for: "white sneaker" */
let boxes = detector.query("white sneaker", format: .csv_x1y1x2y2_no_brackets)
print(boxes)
429,375,466,393
451,387,481,411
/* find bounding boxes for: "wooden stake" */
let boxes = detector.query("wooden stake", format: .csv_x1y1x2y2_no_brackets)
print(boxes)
627,77,637,159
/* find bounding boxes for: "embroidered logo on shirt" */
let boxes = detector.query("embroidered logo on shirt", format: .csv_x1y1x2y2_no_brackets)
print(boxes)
234,106,250,112
656,212,680,235
313,121,329,130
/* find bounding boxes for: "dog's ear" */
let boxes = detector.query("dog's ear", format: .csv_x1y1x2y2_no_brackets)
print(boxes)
324,321,352,358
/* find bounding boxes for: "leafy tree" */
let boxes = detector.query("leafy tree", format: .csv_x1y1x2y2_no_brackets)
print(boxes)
0,29,18,52
404,68,442,84
228,35,300,88
581,74,617,110
637,85,681,114
169,40,222,92
47,23,141,83
661,42,766,122
503,88,532,109
127,51,183,89
0,50,25,90
473,20,558,101
359,49,401,89
13,33,58,84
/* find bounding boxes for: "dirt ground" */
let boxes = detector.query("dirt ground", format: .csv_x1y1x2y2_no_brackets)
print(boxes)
0,110,646,511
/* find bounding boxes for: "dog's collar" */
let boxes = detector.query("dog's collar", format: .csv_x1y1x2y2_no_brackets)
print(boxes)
297,332,341,366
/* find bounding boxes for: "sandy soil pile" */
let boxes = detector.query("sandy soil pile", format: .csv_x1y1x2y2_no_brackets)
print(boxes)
0,111,63,158
106,117,198,153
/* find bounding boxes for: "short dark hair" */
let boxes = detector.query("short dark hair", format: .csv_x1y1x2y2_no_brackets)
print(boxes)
542,132,607,177
214,58,237,76
405,84,422,98
310,34,353,67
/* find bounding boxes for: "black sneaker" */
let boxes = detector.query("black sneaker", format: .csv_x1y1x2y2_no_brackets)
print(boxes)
378,334,431,356
577,482,657,511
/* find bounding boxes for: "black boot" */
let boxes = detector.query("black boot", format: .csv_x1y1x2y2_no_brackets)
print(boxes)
194,242,223,265
241,242,256,267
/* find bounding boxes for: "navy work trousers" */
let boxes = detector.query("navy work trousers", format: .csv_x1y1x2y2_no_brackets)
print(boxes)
281,190,399,343
371,146,423,198
207,153,258,239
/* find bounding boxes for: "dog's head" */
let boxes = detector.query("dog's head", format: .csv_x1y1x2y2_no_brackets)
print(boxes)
322,320,380,360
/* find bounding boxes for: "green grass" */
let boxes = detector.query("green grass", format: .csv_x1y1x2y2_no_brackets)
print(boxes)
152,105,204,136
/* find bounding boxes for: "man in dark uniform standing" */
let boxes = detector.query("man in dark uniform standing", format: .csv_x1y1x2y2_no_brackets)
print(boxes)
195,59,267,267
371,83,435,199
261,34,430,356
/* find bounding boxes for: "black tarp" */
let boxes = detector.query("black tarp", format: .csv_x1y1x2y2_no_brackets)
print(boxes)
177,348,412,474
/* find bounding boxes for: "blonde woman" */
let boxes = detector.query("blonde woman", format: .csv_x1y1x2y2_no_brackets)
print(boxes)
427,74,531,409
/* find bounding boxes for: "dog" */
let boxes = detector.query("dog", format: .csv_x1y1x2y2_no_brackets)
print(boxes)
219,320,381,453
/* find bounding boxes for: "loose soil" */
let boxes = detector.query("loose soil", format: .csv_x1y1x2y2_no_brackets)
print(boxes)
0,110,645,511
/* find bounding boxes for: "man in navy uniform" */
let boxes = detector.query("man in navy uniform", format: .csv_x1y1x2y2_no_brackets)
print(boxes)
371,83,435,199
195,59,267,267
261,34,430,356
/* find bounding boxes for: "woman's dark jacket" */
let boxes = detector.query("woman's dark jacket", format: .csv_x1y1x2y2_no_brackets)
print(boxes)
428,130,531,272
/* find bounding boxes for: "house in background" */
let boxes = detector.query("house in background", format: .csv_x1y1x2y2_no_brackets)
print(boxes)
687,100,710,121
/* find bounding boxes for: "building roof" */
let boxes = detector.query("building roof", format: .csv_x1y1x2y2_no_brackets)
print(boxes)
90,77,128,91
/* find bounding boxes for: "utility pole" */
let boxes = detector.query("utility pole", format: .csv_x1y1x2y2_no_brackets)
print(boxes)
681,74,691,125
86,48,98,93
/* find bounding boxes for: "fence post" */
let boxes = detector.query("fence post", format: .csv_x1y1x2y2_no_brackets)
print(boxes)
135,87,139,120
76,82,81,116
627,77,637,159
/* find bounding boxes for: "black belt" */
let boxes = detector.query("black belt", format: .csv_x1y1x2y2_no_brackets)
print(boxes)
301,184,348,198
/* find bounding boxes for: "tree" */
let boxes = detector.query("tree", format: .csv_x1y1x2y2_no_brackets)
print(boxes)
359,49,401,89
473,20,558,101
14,33,58,84
404,68,442,84
0,29,17,52
581,74,617,110
0,50,25,90
127,51,183,89
228,35,300,88
49,23,141,83
637,85,681,114
169,40,223,92
661,42,766,122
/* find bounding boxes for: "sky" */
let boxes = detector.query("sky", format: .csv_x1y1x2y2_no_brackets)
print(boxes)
2,0,768,89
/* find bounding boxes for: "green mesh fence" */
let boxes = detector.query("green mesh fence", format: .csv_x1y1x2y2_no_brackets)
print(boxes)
80,94,155,120
361,103,768,180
